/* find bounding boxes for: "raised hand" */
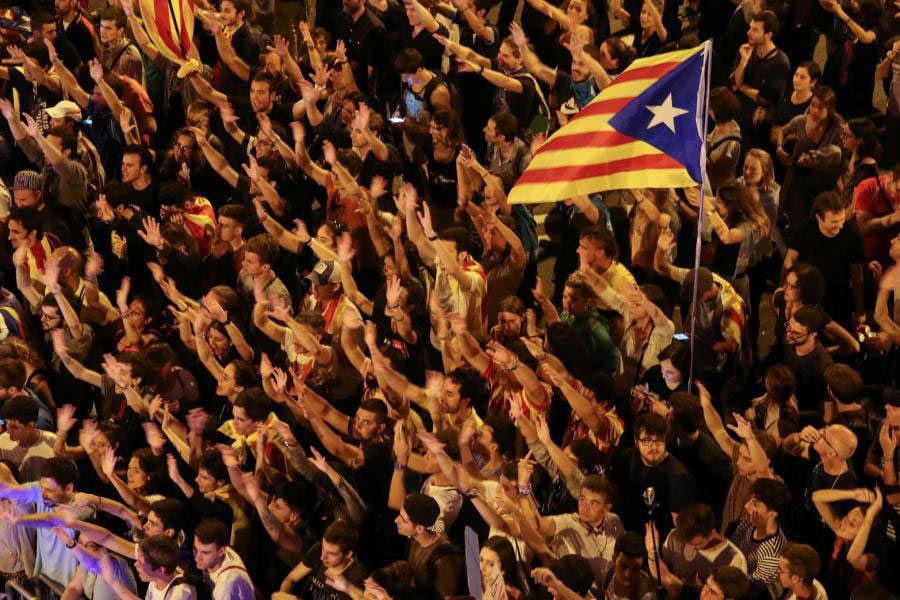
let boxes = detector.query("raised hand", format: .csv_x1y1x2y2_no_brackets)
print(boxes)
142,421,166,452
166,453,182,482
100,447,118,477
509,21,528,47
270,367,288,395
89,59,104,83
393,420,411,464
203,294,228,324
23,113,39,138
259,352,274,380
385,275,403,308
40,258,61,291
56,404,78,434
78,418,99,452
726,413,754,439
138,217,164,249
85,251,105,279
336,231,355,263
266,35,290,58
292,218,312,244
353,102,372,133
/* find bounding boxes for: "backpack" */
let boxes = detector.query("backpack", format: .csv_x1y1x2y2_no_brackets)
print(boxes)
422,539,465,599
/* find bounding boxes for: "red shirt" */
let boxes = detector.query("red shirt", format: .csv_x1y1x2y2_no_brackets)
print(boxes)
853,175,900,264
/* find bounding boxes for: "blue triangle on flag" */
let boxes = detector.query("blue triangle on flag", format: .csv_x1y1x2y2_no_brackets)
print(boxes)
608,50,705,184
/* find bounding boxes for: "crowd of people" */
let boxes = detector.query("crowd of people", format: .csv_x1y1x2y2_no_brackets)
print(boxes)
0,0,897,598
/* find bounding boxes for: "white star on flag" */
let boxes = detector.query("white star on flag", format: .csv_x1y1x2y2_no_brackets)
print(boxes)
645,93,689,133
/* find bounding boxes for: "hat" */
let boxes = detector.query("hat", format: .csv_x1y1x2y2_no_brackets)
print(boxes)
10,170,41,191
680,267,714,303
44,100,82,122
305,259,342,285
403,493,440,529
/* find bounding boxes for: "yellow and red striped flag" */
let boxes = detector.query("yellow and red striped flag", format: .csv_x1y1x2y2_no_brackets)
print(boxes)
508,42,711,204
138,0,199,76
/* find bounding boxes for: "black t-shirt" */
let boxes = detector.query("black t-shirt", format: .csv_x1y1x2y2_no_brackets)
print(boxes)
296,542,367,600
784,341,834,412
610,449,696,532
789,220,865,321
127,179,161,217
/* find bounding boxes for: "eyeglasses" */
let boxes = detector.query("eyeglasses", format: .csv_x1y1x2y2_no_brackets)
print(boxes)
637,438,665,447
819,429,837,454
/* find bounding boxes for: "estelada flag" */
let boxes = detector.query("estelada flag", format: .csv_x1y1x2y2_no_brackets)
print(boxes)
138,0,197,74
508,42,711,204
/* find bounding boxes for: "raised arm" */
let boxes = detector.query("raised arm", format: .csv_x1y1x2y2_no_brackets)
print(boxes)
89,60,126,120
121,0,159,60
186,126,239,188
45,40,90,107
696,382,738,457
653,228,688,283
509,22,557,85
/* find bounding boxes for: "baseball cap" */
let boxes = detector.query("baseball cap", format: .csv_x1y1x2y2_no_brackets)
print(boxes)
680,267,714,303
10,170,41,191
305,259,342,285
44,100,82,122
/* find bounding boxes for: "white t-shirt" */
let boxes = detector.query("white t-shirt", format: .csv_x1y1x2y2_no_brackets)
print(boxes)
0,430,57,482
208,547,255,600
145,571,196,600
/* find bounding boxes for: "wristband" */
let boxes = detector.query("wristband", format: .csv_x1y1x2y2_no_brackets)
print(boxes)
394,462,407,471
517,484,532,497
387,304,400,310
66,540,77,549
464,488,480,498
479,65,485,74
427,233,438,241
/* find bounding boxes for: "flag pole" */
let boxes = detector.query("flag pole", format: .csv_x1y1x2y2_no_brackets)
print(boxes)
687,40,713,388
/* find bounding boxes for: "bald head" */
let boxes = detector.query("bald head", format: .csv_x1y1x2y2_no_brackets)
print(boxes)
822,424,857,460
51,246,82,275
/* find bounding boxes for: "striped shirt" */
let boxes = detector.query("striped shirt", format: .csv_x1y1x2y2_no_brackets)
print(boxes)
729,519,785,598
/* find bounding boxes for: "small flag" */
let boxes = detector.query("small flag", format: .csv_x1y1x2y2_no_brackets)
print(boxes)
508,42,711,204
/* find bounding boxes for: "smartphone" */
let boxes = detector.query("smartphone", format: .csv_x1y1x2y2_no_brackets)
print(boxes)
673,333,689,341
389,116,405,124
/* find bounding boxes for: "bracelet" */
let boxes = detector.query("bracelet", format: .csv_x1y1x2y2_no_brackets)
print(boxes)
394,462,407,471
464,488,480,498
427,233,438,241
508,359,520,371
66,540,77,549
517,484,532,497
392,315,406,323
479,64,485,74
387,304,400,310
